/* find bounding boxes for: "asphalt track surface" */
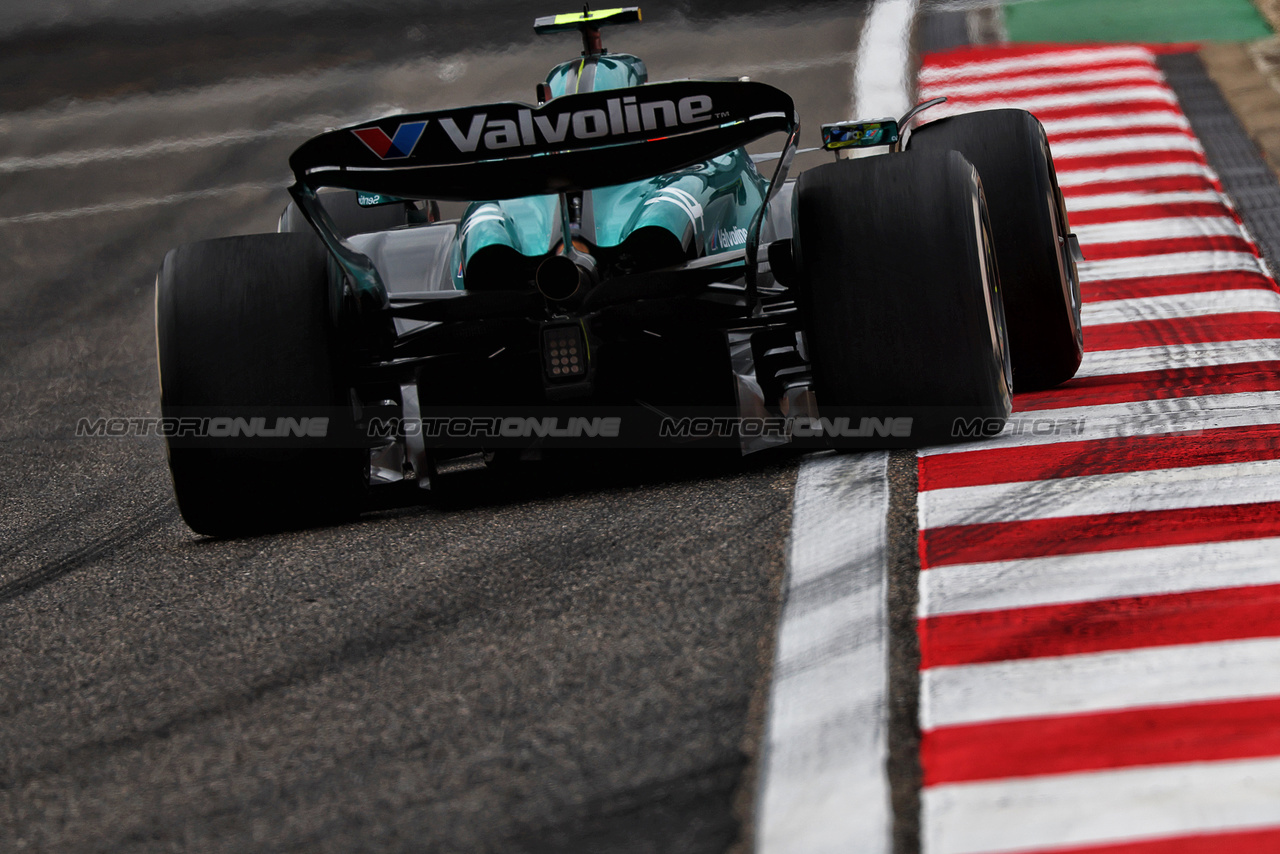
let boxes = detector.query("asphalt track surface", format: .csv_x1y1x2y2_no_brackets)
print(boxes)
0,5,900,852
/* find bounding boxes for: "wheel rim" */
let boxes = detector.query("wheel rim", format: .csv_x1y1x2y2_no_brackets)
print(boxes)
1045,141,1084,350
977,187,1014,397
1057,186,1084,348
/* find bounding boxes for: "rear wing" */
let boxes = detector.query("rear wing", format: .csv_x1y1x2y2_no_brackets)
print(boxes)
288,80,796,200
287,80,796,305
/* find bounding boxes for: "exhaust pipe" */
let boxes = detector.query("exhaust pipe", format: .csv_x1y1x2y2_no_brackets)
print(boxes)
536,254,597,301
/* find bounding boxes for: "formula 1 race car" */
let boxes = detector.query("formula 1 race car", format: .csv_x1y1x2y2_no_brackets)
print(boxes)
156,7,1083,535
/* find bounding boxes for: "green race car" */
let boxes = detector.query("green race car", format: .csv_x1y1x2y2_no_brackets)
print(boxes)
156,6,1082,535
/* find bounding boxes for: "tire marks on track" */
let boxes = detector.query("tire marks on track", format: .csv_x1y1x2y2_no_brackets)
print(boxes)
0,496,174,605
2,461,793,854
1,588,483,789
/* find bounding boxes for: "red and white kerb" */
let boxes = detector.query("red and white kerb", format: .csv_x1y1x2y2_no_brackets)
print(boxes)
915,43,1280,854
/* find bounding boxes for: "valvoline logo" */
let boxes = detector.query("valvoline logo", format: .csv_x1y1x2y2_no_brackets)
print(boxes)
710,225,747,251
352,120,428,160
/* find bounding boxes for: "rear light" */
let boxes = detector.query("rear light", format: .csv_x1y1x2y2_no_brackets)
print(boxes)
542,323,587,380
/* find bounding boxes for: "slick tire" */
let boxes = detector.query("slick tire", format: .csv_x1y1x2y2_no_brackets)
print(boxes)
792,149,1012,447
156,233,366,536
278,189,411,237
909,108,1083,389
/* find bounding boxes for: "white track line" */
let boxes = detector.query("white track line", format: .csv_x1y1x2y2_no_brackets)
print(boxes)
1041,111,1192,136
1082,289,1280,325
918,46,1157,84
1063,189,1224,211
1050,133,1203,159
758,2,916,850
1057,161,1219,189
921,390,1280,456
922,636,1280,729
1078,250,1265,281
933,66,1165,98
1073,216,1244,246
920,458,1280,528
1076,338,1280,378
0,113,399,174
928,85,1179,114
0,181,287,226
852,0,918,120
757,452,892,854
921,537,1280,617
0,60,463,136
923,756,1280,854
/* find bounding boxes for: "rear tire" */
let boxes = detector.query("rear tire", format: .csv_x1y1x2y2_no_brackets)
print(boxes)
793,149,1011,446
156,233,366,536
909,108,1083,389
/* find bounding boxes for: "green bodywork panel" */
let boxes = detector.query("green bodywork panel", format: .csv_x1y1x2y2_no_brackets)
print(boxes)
590,150,766,256
545,52,648,97
452,195,560,289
